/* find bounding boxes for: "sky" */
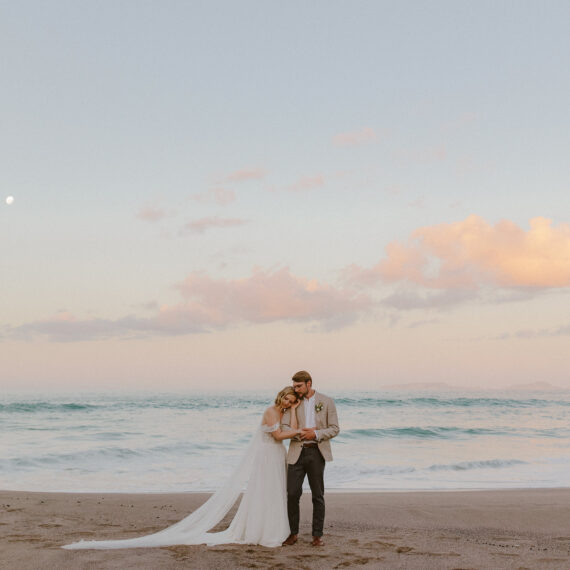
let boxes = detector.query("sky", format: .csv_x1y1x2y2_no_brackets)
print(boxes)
1,1,570,391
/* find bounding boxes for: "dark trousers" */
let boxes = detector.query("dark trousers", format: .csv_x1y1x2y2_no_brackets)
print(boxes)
286,446,325,536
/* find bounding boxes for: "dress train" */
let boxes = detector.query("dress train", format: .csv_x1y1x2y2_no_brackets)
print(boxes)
62,422,289,549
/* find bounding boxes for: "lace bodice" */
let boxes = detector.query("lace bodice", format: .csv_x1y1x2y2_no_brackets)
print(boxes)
261,421,280,433
260,421,282,444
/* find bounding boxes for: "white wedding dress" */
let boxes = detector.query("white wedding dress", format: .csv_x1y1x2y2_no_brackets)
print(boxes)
62,422,290,549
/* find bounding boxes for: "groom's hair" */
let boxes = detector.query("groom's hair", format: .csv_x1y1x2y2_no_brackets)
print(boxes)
292,370,312,384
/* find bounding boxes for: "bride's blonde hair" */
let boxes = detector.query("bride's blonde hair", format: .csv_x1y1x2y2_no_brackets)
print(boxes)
275,386,296,407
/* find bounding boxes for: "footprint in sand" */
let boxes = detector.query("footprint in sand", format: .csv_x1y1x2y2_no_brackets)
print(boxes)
365,540,396,549
334,558,377,568
296,553,331,559
396,546,413,553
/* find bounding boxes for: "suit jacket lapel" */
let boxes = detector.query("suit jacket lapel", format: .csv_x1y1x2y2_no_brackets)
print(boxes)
313,392,320,429
298,399,306,429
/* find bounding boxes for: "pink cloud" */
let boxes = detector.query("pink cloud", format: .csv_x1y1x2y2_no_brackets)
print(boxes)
393,144,446,164
9,269,371,341
9,310,209,342
408,196,426,209
223,168,266,183
211,187,235,205
174,268,369,325
286,175,325,192
333,127,377,147
381,288,477,310
181,217,248,234
384,184,404,196
7,312,158,342
440,112,478,132
191,187,236,205
346,216,570,289
136,206,167,222
494,324,570,340
266,174,326,193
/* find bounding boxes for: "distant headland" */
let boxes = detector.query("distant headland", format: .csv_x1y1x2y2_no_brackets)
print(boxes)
378,381,564,391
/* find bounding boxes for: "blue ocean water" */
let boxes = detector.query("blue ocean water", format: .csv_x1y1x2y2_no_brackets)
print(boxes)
1,390,569,492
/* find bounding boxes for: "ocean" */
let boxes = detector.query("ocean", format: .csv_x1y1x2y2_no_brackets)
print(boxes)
1,390,569,493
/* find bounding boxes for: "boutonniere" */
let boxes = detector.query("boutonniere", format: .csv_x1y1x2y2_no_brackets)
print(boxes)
315,402,323,413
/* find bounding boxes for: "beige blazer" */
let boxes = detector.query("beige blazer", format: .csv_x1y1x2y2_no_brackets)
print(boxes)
282,391,339,464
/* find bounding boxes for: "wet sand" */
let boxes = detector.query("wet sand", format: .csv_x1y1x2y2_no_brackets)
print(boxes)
1,488,570,569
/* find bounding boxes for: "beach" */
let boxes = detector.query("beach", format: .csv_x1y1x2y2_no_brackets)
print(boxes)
2,489,569,569
3,392,570,568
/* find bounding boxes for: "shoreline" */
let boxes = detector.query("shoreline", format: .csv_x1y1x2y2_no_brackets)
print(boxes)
2,488,570,569
2,485,570,494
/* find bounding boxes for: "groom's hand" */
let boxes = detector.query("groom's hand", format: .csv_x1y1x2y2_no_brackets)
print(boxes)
300,428,316,441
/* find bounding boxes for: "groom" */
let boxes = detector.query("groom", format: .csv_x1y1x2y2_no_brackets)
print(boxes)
281,370,339,547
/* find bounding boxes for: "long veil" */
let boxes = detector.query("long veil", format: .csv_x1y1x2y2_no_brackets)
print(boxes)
62,426,263,549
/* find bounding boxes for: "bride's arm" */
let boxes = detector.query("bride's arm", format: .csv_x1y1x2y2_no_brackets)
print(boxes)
263,409,300,441
290,401,299,430
270,426,301,441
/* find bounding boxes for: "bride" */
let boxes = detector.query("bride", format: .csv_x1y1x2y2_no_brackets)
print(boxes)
62,387,301,549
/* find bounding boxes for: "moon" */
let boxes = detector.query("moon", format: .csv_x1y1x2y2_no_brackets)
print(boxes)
6,196,14,205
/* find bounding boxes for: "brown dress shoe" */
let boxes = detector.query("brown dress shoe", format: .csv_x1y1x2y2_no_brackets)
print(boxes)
282,533,298,546
311,536,324,546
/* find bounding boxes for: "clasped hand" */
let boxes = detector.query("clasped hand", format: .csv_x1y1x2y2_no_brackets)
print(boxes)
299,428,316,441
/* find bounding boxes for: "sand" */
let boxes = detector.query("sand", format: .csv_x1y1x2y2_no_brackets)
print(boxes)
1,488,569,569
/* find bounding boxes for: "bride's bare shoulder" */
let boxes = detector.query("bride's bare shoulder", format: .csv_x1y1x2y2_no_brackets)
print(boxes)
262,406,279,423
